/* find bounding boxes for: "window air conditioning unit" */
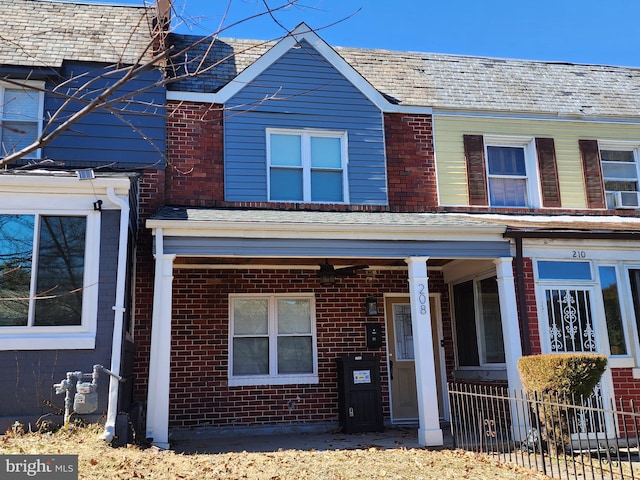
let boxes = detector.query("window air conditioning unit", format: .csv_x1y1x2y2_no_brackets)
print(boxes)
612,191,640,209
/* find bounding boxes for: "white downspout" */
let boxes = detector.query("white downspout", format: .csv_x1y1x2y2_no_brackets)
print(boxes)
99,187,130,442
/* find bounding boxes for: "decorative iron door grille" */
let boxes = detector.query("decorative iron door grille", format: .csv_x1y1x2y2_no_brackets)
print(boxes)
545,288,597,353
543,287,612,439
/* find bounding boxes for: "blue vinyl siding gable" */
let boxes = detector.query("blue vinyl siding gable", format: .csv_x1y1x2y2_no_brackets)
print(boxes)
224,40,387,205
42,63,166,169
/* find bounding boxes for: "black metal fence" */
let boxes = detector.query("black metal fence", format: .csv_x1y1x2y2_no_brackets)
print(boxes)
448,383,640,479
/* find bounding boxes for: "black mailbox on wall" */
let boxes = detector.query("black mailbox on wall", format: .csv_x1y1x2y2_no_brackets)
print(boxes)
336,356,384,434
365,322,383,349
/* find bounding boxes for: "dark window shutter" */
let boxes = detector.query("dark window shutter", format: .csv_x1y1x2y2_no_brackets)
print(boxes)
535,137,561,207
463,134,488,205
579,140,606,209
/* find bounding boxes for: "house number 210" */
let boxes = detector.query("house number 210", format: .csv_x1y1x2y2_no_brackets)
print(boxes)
417,284,428,315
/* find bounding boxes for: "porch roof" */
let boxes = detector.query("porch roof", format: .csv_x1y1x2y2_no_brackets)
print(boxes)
148,207,505,239
454,213,640,239
147,207,511,260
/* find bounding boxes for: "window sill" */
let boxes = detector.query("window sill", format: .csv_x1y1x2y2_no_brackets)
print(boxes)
0,332,96,351
229,374,319,387
454,368,507,382
609,356,635,369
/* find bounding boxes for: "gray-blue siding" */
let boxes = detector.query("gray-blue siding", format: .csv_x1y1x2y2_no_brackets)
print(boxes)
224,40,387,205
0,211,120,431
42,63,166,169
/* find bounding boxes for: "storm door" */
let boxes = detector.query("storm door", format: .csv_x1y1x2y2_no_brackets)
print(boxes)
540,286,612,439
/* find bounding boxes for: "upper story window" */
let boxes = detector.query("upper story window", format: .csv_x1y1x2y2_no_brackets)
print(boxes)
267,129,348,203
485,137,538,207
600,143,640,209
229,294,318,386
1,82,43,159
0,210,99,350
464,134,552,208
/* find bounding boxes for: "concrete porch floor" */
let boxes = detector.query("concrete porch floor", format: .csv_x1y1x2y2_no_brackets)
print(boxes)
171,424,454,454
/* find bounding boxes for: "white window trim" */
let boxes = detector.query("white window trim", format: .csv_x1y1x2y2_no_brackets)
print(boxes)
0,208,100,350
228,293,319,387
0,80,44,160
484,135,541,208
622,264,640,372
453,272,507,370
266,128,349,204
533,258,636,368
598,140,640,210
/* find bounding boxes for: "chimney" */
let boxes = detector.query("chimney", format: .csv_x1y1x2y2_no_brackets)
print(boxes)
155,0,171,30
152,0,171,57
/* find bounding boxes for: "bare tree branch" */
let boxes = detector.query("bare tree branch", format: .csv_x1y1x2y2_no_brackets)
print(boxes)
0,0,359,170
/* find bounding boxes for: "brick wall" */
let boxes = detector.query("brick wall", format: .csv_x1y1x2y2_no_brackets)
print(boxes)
165,101,224,206
133,170,166,399
522,258,541,355
166,267,451,428
384,113,438,210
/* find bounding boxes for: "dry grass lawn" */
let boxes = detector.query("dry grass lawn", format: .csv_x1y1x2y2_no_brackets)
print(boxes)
1,423,551,479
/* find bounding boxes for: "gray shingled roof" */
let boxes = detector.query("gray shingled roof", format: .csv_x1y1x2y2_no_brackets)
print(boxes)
150,206,504,232
168,33,640,118
0,0,155,67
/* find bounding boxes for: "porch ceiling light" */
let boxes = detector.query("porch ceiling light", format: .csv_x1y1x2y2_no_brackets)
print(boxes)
318,263,336,286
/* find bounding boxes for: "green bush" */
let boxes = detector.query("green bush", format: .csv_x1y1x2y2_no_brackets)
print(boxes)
518,353,607,453
518,353,607,399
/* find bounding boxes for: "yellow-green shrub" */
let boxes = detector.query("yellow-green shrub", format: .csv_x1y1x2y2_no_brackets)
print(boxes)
518,353,607,399
518,353,607,453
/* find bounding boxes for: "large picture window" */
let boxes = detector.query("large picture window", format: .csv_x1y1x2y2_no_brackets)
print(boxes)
0,214,86,328
268,129,348,203
229,295,318,386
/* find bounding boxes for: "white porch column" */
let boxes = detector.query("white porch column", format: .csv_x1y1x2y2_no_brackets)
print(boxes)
405,256,443,446
146,228,175,449
494,257,525,440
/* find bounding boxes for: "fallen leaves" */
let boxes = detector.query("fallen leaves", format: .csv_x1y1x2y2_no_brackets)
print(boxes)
0,424,551,480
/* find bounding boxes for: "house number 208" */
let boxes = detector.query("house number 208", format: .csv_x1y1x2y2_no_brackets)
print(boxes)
417,284,428,315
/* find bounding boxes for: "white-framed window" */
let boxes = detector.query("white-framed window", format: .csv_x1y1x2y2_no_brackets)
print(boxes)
0,211,100,350
229,294,319,386
453,275,505,368
1,81,44,159
599,142,640,209
267,128,348,203
485,136,539,207
534,259,635,364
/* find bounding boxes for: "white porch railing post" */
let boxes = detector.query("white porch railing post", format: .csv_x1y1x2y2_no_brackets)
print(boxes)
405,256,443,446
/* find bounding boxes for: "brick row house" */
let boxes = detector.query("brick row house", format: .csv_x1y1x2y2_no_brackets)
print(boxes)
139,23,640,448
2,0,640,450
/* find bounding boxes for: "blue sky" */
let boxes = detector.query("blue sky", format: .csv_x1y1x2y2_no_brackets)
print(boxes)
105,0,639,67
